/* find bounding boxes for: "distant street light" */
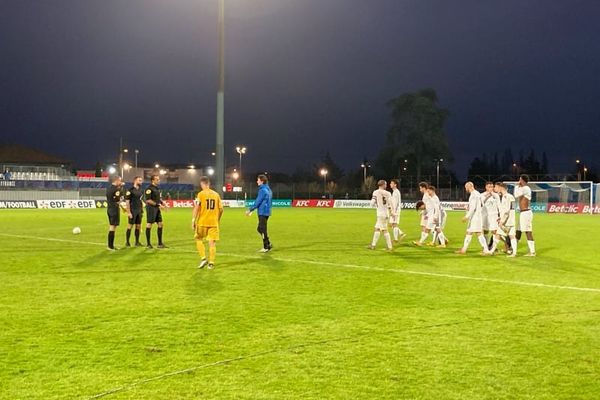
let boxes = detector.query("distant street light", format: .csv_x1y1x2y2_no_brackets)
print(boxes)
583,166,588,181
107,166,117,175
207,167,215,176
236,146,247,180
155,164,160,169
320,168,328,196
232,171,239,181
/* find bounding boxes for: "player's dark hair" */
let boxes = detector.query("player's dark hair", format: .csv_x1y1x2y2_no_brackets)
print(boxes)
428,185,436,192
150,174,159,182
415,200,425,210
486,181,494,186
199,176,210,186
418,181,429,189
495,182,505,188
257,174,268,183
520,174,529,183
110,175,121,183
133,176,142,181
390,179,399,186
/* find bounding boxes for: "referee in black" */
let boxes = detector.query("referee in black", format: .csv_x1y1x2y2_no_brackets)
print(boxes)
145,174,166,248
124,176,144,247
106,175,123,251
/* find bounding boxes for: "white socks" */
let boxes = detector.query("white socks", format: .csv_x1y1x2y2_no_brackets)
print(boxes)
511,238,518,255
462,234,472,250
371,231,381,247
437,232,446,245
527,240,536,254
478,235,488,251
384,232,392,249
490,236,499,253
419,231,428,243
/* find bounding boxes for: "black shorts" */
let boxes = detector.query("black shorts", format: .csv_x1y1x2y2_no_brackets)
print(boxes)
146,207,162,224
107,208,120,226
128,210,143,225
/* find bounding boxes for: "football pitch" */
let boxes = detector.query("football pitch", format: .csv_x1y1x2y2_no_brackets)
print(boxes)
1,208,599,399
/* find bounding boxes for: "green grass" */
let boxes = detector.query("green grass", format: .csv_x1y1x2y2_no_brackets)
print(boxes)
1,208,599,399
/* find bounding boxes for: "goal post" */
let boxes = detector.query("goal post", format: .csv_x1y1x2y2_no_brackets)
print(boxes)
503,181,595,215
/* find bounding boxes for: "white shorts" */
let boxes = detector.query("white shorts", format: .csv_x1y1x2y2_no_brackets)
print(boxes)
426,215,436,230
375,216,388,230
389,214,400,225
483,216,499,232
438,211,447,229
519,210,533,232
467,215,483,233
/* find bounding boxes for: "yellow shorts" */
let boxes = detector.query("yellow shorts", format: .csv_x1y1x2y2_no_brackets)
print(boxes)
195,226,220,241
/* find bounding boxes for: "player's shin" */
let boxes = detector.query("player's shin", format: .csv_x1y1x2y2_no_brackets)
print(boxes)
527,240,536,254
419,231,428,243
462,234,472,251
196,240,206,259
125,228,131,245
392,226,399,241
478,234,488,251
383,231,392,249
511,238,518,255
371,231,381,247
145,228,151,245
209,244,216,263
157,227,163,245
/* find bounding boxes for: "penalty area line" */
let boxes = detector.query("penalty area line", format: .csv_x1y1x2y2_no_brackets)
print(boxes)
2,233,600,293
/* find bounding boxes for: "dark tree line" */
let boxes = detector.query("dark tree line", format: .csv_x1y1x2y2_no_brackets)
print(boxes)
467,149,549,177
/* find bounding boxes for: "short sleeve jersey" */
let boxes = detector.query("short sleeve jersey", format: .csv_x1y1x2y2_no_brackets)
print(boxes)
145,184,162,208
196,189,223,227
125,186,143,211
106,184,122,210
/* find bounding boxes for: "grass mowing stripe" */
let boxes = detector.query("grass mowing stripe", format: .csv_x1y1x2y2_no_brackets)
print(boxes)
3,232,600,294
87,308,600,399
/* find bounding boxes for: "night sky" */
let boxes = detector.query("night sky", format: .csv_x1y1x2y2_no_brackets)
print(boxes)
1,0,599,177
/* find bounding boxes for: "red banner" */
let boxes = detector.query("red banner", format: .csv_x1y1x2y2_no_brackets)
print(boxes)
292,199,335,208
163,200,195,208
547,203,591,214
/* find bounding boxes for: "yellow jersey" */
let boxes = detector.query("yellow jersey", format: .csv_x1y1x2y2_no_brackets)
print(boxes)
196,189,223,227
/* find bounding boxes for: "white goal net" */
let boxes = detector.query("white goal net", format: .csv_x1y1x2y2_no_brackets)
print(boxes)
504,181,596,214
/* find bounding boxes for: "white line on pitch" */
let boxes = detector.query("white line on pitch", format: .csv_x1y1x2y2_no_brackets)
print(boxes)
1,233,599,293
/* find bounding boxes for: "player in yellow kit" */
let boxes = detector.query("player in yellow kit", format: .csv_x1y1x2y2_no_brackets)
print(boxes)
192,176,223,269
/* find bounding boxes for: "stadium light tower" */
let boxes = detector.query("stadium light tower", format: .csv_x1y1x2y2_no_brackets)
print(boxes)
320,168,328,196
236,146,246,180
435,158,444,189
215,0,225,194
360,161,370,184
134,149,139,169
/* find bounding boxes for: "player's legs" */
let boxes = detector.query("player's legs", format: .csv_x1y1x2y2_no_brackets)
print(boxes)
257,216,271,251
520,211,535,256
208,239,217,268
156,209,165,247
107,209,119,250
435,228,447,247
456,231,472,254
134,219,142,245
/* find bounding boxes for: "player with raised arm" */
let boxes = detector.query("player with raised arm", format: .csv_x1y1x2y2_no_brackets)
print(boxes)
388,179,406,242
192,176,224,269
495,182,518,257
124,176,144,247
456,182,490,255
413,182,433,246
514,174,536,257
367,180,393,251
426,185,448,248
481,182,501,253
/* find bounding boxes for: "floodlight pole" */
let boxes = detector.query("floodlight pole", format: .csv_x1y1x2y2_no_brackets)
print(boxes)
215,0,225,194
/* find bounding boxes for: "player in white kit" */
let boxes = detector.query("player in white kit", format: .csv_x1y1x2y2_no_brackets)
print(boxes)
481,182,501,253
414,182,433,246
367,180,393,251
495,182,518,257
388,179,406,242
456,182,491,255
514,174,536,257
426,185,448,248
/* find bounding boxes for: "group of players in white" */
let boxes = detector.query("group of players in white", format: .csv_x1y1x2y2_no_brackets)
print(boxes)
368,174,536,257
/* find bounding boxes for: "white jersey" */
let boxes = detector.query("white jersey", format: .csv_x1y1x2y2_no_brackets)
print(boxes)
498,192,516,227
465,190,483,220
422,192,434,216
371,188,392,218
430,194,441,220
390,189,402,215
481,191,500,221
514,185,532,202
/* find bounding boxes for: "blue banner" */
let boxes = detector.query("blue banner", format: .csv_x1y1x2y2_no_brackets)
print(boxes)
245,199,292,208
